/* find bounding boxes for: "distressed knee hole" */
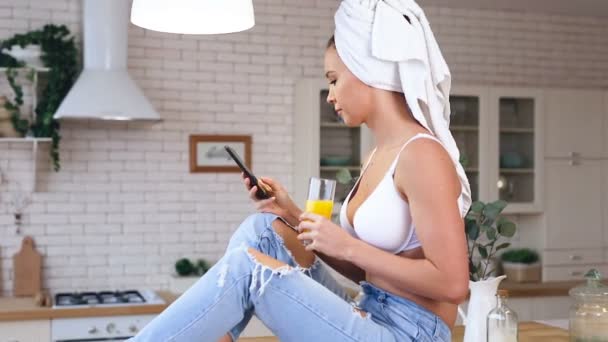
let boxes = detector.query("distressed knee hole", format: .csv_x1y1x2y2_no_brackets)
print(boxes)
247,247,290,270
271,218,316,269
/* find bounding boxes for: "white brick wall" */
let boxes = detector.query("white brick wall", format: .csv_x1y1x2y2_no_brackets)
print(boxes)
0,0,607,295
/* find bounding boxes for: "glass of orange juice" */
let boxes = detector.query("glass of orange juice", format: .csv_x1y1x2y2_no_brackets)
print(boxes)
302,177,336,244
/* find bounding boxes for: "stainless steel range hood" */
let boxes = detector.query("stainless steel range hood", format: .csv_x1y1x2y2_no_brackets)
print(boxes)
54,0,160,121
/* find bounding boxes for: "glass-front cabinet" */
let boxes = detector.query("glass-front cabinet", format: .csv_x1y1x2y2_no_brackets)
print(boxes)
449,87,543,214
490,88,543,214
296,81,543,216
294,79,373,218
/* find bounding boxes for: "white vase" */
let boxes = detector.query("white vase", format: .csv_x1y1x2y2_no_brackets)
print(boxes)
458,275,507,342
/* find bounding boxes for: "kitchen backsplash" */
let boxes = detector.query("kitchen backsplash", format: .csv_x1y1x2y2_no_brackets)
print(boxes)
0,0,607,295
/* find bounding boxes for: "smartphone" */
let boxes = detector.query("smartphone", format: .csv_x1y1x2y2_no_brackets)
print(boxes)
224,145,271,199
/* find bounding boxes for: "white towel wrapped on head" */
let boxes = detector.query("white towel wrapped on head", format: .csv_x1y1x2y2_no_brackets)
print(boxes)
334,0,472,217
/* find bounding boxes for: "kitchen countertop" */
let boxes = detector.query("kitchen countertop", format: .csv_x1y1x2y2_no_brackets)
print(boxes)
237,322,568,342
499,280,580,298
0,291,175,321
1,281,577,322
1,292,568,341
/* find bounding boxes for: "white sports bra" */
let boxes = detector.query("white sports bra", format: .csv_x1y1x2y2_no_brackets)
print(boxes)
339,133,443,254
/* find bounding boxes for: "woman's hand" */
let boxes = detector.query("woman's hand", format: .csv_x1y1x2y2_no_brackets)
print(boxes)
297,212,357,260
242,174,302,226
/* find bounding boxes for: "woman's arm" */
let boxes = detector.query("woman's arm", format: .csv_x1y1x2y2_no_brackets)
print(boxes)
343,139,469,304
285,206,365,283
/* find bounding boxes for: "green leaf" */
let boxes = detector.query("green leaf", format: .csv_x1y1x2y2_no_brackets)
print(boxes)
486,227,497,240
467,224,480,241
498,222,517,237
470,201,484,213
483,204,501,223
495,242,511,252
480,224,491,233
477,245,489,259
490,200,508,213
335,168,353,184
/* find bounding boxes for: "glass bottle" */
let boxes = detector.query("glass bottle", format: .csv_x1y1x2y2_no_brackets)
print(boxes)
487,289,519,342
569,269,608,342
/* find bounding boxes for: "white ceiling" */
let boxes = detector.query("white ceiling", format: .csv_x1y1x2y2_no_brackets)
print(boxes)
420,0,608,18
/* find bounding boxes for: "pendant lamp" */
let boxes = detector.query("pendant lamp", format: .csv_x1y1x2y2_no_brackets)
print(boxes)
131,0,255,34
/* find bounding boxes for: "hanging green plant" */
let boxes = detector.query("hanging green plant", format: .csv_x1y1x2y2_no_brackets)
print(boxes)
0,24,79,171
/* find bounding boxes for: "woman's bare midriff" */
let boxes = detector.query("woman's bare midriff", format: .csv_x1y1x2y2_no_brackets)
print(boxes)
365,247,458,329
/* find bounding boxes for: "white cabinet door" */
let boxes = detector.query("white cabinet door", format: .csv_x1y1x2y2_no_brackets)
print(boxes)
604,161,608,250
544,159,603,249
531,296,572,320
0,320,50,342
604,91,608,158
544,89,604,158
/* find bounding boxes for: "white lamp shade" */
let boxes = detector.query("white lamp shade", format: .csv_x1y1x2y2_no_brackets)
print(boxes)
130,0,255,34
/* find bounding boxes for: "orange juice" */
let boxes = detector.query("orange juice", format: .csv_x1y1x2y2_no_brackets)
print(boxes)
305,199,334,219
303,200,334,234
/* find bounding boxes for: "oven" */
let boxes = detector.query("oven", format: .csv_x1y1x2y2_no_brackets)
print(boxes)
50,289,163,341
51,314,157,341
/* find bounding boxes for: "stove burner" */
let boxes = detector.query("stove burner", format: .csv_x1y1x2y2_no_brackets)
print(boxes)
54,290,146,307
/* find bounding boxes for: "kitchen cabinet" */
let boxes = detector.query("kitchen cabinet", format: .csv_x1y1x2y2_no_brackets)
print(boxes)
295,81,544,215
541,89,608,281
0,320,50,342
544,89,605,159
604,91,608,158
448,86,543,214
544,159,603,249
294,79,374,211
604,161,608,250
457,296,571,325
449,86,491,203
488,87,544,214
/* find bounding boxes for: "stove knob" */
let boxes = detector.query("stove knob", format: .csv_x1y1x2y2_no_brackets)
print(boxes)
106,322,116,333
88,326,98,334
129,324,139,333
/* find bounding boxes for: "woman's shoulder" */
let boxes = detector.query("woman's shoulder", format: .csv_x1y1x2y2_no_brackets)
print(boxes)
393,135,460,198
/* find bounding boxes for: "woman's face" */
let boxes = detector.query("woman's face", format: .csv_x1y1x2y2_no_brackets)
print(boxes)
323,47,373,127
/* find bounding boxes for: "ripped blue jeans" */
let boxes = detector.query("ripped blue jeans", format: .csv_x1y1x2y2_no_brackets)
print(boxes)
130,213,451,341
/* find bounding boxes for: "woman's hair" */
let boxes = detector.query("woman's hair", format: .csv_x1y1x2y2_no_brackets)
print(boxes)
327,35,336,49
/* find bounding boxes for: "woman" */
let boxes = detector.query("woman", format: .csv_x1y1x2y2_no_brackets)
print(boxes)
131,0,471,341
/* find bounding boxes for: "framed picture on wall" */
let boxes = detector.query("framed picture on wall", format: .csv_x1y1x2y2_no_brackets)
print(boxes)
189,135,252,173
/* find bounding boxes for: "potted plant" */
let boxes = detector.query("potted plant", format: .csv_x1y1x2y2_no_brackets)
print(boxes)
500,248,541,283
169,258,212,293
459,200,517,342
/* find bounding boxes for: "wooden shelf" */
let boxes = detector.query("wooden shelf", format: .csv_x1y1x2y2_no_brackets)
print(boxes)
0,137,52,143
500,127,534,133
0,66,49,73
450,125,479,132
320,165,360,172
500,168,535,174
320,122,347,128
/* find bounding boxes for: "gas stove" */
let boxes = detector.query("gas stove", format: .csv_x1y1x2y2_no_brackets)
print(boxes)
50,289,165,341
53,289,164,308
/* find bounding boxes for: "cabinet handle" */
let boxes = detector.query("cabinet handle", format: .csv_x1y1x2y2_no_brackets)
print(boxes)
569,152,580,166
570,271,583,276
569,255,582,261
